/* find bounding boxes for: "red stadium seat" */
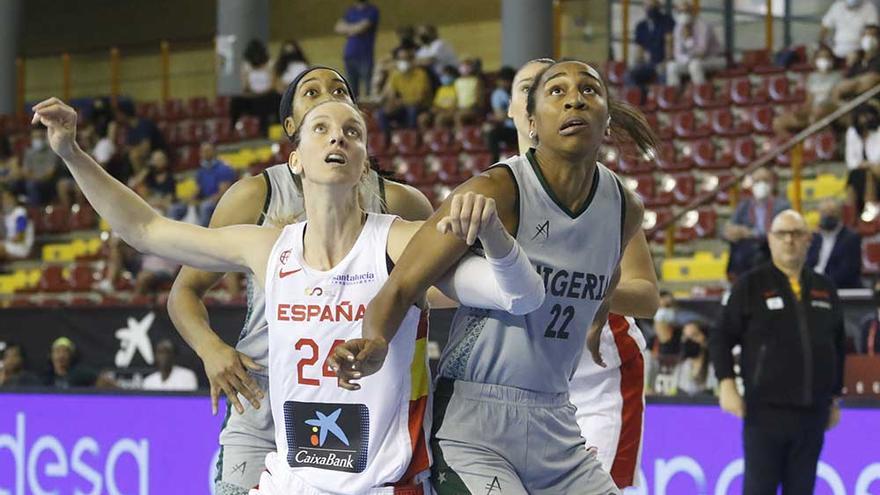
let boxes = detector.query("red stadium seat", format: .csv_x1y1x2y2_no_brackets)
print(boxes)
456,126,487,152
750,106,775,135
621,86,643,108
175,145,200,171
39,206,69,235
175,120,203,145
656,85,692,112
460,152,495,175
767,75,805,104
692,83,729,109
38,266,70,293
605,61,627,86
69,263,97,292
204,118,234,143
655,173,696,205
730,78,766,106
393,156,429,185
391,129,421,156
643,112,672,140
725,136,757,167
136,102,160,121
709,108,750,137
213,96,231,117
678,208,718,240
809,131,837,161
186,97,212,119
431,155,462,183
421,128,458,154
69,204,97,231
160,98,185,121
368,132,389,157
655,143,690,172
672,111,710,139
235,116,261,140
623,174,655,205
618,148,655,175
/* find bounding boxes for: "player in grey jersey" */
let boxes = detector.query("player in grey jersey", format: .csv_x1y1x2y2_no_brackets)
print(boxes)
333,59,658,494
166,67,433,495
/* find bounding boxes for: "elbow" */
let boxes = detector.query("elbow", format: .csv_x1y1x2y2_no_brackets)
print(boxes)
641,289,661,318
505,278,546,315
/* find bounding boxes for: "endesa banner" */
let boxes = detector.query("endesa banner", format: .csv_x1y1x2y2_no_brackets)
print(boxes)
0,394,878,494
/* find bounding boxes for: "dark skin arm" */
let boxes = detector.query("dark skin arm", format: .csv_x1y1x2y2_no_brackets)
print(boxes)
328,169,517,389
167,174,267,415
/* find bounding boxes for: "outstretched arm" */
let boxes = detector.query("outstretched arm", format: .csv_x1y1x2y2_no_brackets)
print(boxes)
609,230,660,318
32,97,276,276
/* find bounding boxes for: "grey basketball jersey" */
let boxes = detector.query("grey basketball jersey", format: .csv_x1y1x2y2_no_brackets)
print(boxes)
438,150,625,394
235,164,385,371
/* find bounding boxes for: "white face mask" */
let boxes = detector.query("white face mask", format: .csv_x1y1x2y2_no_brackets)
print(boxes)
815,58,833,72
752,181,771,200
396,60,412,73
862,35,878,53
676,12,692,25
847,0,863,8
31,138,45,150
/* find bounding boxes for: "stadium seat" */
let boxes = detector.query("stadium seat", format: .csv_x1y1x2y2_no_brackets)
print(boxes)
422,128,457,154
69,204,97,231
750,105,775,135
186,96,212,119
391,129,421,156
69,264,97,292
678,208,718,240
692,83,729,109
623,174,655,205
655,173,696,205
767,75,805,104
621,86,643,108
175,120,203,145
655,143,690,172
393,156,429,185
672,111,710,139
430,155,461,183
175,145,200,171
368,132,389,157
656,85,693,112
700,171,735,204
605,61,627,86
37,266,70,293
688,139,731,170
212,96,231,117
809,131,837,161
204,118,234,143
136,102,160,121
460,152,495,175
730,78,766,106
38,206,69,235
709,108,750,137
235,116,261,140
618,149,655,174
456,126,487,152
643,112,672,140
160,98,185,121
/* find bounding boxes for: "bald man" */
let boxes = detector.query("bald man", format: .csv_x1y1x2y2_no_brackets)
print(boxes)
710,210,846,495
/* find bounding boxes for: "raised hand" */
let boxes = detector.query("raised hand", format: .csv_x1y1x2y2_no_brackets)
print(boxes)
31,98,79,160
437,191,512,258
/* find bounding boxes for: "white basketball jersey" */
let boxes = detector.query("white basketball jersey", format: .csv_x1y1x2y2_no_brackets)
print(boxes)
236,164,386,372
263,213,431,493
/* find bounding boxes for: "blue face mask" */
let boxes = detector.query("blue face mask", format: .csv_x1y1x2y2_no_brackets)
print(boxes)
440,75,455,86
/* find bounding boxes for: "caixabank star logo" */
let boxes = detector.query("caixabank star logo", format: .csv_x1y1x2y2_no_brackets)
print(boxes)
284,401,370,473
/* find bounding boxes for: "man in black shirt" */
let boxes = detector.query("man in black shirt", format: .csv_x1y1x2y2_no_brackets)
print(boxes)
710,209,845,495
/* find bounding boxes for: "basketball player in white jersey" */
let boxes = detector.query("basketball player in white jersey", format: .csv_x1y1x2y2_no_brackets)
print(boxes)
34,97,546,494
166,67,434,494
507,59,659,488
333,60,658,494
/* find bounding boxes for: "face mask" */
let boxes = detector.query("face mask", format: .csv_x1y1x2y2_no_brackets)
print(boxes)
676,12,692,25
440,75,455,86
682,340,703,359
752,181,771,200
815,58,833,72
847,0,863,8
396,60,412,73
31,138,45,150
862,35,878,52
819,215,840,231
654,307,676,323
459,64,473,76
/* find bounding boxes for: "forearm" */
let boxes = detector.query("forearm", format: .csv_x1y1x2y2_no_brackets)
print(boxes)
60,146,159,247
609,279,660,317
168,271,226,357
362,284,417,343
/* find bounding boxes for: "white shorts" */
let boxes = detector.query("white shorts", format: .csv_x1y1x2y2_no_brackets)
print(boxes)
249,452,431,495
569,314,646,488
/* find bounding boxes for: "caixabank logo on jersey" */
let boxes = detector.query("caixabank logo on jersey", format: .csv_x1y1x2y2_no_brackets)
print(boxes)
284,401,370,473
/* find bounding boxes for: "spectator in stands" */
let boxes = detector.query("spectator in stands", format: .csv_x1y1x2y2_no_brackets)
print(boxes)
131,149,185,219
415,24,458,81
421,64,459,130
0,187,34,261
821,0,879,62
858,279,880,354
845,104,880,216
91,120,117,167
22,124,72,207
0,134,22,195
486,66,518,162
629,0,675,91
773,45,843,135
143,339,198,391
651,290,711,394
43,337,96,388
673,323,716,396
806,198,863,288
831,24,880,106
666,1,724,87
274,40,310,94
378,46,433,137
232,39,278,133
0,342,40,387
453,57,485,127
116,100,166,153
724,167,791,280
195,142,237,226
335,0,380,98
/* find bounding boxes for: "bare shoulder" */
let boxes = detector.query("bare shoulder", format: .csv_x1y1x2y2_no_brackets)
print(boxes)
209,174,268,228
386,218,425,263
621,182,645,243
382,180,434,221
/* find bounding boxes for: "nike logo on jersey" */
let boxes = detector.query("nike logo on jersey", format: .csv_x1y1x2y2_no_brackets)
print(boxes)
279,268,302,278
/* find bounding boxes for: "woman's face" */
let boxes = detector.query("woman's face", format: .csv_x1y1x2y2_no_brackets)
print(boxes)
509,61,552,145
529,61,609,158
291,102,368,191
287,69,354,137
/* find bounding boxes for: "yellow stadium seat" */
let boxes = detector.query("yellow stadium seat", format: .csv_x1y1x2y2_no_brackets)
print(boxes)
254,146,274,162
268,124,284,141
804,210,820,230
42,243,76,262
176,178,199,201
0,275,15,295
99,217,110,231
786,174,846,203
662,251,729,282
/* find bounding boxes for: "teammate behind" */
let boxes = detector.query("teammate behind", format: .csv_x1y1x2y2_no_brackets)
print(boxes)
35,97,546,494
